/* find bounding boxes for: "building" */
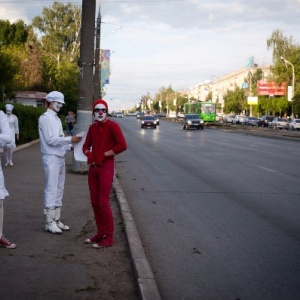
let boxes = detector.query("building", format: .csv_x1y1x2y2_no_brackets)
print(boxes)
8,91,47,107
188,64,272,111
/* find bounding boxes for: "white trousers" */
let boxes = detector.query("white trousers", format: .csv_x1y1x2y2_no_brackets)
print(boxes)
42,155,65,209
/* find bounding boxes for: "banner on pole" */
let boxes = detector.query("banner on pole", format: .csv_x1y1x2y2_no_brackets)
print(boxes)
100,50,110,84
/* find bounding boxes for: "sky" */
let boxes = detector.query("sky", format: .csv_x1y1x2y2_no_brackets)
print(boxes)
1,0,300,111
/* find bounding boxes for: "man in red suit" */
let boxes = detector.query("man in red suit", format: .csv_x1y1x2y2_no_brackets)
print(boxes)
82,99,127,248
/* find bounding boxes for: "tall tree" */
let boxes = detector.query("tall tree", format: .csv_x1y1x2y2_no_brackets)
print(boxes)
32,1,81,66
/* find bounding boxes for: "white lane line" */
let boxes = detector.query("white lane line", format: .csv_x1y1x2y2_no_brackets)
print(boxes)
258,166,277,173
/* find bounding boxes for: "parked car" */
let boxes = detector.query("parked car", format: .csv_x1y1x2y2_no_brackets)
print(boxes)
157,112,166,117
141,116,157,129
268,117,288,129
257,116,275,127
287,119,300,131
183,114,204,130
233,115,246,125
223,114,236,124
244,117,259,126
115,112,124,118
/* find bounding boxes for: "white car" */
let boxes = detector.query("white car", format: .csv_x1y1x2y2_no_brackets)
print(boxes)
116,112,124,118
288,119,300,131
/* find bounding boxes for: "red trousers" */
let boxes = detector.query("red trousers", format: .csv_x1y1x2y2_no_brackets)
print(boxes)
88,159,114,242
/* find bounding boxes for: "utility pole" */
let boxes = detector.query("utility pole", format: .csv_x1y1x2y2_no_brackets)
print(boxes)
72,0,96,172
94,6,101,99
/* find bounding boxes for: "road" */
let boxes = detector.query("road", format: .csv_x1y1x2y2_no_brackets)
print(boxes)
114,117,300,300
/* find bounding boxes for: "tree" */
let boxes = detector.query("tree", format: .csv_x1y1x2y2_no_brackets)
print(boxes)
0,19,28,46
223,88,246,114
267,29,300,116
32,1,81,66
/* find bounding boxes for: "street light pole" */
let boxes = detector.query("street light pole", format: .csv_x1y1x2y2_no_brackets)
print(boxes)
281,56,295,118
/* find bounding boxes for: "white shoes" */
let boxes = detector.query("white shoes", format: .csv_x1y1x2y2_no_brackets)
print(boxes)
4,161,13,166
45,220,62,234
56,220,70,231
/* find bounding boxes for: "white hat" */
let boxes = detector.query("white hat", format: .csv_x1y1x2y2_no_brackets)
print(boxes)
5,104,14,111
46,91,65,104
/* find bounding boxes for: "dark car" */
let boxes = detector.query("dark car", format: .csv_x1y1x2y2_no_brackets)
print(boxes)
183,114,204,130
141,116,157,129
257,116,275,127
136,112,145,119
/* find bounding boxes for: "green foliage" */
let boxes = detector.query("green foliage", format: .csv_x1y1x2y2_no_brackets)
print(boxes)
0,19,28,46
223,87,246,114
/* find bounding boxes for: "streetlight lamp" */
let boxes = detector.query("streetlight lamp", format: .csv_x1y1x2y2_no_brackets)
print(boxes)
281,56,295,118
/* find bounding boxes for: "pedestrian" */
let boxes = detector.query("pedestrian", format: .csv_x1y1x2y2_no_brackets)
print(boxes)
38,91,82,234
82,99,127,248
65,111,76,136
0,110,16,249
3,103,19,166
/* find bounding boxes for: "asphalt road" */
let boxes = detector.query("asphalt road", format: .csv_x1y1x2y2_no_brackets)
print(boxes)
114,117,300,300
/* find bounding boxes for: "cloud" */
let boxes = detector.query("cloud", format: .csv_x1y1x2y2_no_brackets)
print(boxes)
1,0,299,111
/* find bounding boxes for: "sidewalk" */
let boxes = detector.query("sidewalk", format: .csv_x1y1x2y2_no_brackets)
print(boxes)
0,142,138,300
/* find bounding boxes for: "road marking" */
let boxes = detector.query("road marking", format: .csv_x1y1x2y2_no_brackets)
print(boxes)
258,166,277,173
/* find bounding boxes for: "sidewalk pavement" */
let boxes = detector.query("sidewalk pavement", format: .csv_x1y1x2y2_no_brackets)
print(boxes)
0,141,160,300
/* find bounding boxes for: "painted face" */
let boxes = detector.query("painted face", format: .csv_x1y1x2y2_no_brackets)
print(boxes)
53,101,63,112
94,103,107,122
6,110,12,115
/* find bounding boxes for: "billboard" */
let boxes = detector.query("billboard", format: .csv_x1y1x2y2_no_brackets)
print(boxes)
100,49,110,84
246,56,254,68
257,81,286,96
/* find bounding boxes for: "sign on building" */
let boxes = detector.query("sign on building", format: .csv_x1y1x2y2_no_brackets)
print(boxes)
257,81,286,96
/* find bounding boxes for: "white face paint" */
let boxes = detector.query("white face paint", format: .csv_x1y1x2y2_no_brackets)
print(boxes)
94,103,107,122
6,110,12,115
53,101,63,112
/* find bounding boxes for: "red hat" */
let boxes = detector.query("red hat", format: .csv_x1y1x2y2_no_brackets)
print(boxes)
93,99,108,112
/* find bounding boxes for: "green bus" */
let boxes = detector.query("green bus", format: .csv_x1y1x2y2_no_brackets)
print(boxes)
184,102,216,122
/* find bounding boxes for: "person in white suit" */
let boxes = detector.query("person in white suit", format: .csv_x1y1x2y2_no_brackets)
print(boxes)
4,103,19,166
0,110,16,248
38,91,82,234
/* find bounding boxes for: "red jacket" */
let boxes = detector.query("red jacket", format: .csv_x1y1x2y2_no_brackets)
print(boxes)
82,119,127,164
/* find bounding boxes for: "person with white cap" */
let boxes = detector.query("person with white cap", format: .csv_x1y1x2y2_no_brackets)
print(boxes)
0,110,16,248
38,91,82,234
4,103,19,166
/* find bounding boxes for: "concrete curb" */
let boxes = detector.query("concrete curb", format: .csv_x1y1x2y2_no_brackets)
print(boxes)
15,139,40,152
113,176,161,300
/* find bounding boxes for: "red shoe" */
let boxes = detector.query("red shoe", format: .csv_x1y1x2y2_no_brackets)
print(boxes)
0,236,16,249
92,237,113,248
84,234,106,244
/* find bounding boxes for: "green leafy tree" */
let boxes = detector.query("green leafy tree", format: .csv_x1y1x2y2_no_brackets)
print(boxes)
223,87,246,114
267,29,300,116
0,19,28,46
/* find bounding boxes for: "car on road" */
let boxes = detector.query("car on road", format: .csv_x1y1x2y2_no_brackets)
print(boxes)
268,117,288,129
183,114,204,130
244,117,259,126
287,119,300,131
157,112,166,117
233,115,247,125
141,115,157,129
116,112,124,118
223,114,236,124
152,114,160,125
257,116,275,127
136,112,145,119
